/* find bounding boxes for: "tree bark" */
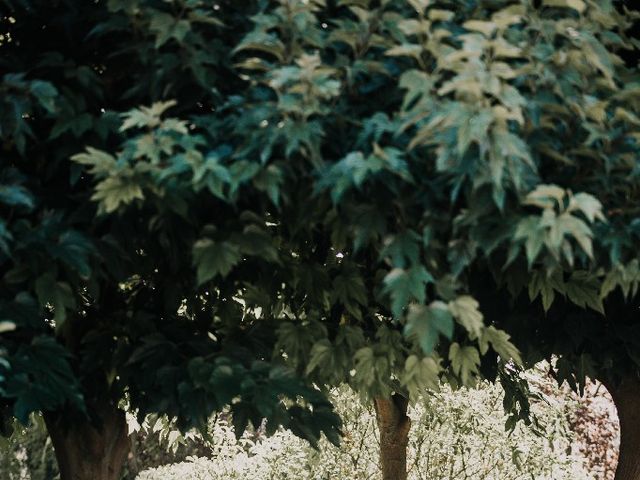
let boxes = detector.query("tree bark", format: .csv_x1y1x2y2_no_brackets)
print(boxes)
606,377,640,480
374,394,411,480
44,400,130,480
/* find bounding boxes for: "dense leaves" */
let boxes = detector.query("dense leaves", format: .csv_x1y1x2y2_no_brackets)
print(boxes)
0,0,341,446
1,1,639,472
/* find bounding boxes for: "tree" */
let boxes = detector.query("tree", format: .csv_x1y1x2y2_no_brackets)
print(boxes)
179,0,638,478
0,2,341,479
388,1,640,478
0,0,522,478
3,1,639,480
69,2,527,479
338,0,639,478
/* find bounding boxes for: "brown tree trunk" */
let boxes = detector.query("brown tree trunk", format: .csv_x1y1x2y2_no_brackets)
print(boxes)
606,376,640,480
44,400,130,480
374,394,411,480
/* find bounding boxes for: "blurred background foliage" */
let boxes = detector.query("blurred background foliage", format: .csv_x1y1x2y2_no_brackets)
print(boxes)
0,364,620,480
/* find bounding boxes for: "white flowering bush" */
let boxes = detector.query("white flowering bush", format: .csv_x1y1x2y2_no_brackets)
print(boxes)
137,368,596,480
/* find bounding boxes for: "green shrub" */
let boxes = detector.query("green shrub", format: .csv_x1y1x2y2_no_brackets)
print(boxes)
0,415,58,480
137,370,592,480
0,368,597,480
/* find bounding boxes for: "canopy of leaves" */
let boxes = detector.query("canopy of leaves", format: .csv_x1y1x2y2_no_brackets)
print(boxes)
1,0,638,445
0,0,341,445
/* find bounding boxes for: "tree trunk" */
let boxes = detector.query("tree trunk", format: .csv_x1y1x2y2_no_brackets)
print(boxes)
44,400,130,480
606,377,640,480
374,394,411,480
127,430,141,477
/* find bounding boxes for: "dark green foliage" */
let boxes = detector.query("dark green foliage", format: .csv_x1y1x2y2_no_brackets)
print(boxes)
1,0,639,466
0,0,340,446
0,416,59,480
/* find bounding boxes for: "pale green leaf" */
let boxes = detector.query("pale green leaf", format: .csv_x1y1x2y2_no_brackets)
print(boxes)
403,354,441,399
448,295,484,339
463,20,496,37
405,302,454,354
448,343,480,386
479,326,522,365
542,0,586,13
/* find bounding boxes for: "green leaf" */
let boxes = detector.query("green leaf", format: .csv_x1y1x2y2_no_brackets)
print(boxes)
352,347,376,389
568,192,604,223
600,261,640,299
514,217,545,267
92,176,144,213
523,184,566,210
428,9,454,21
193,239,241,285
8,336,83,423
405,302,454,354
34,274,76,326
71,147,118,175
407,0,430,14
557,214,593,259
383,266,434,318
333,270,368,320
381,230,421,268
120,101,176,131
448,296,484,339
149,13,191,47
542,0,586,13
448,343,480,386
232,225,280,264
0,185,34,209
306,339,334,376
253,165,284,206
562,271,604,314
29,80,58,113
0,321,16,333
233,31,286,62
403,354,441,399
479,326,522,365
385,44,423,59
528,270,558,312
582,32,615,84
463,20,497,37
